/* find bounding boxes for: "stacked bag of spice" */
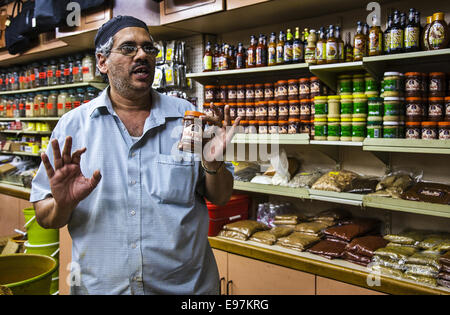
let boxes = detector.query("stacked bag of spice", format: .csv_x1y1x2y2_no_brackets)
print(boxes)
218,220,269,240
311,170,359,192
368,172,414,198
273,213,308,228
343,236,389,266
307,217,381,260
402,182,450,205
438,251,450,288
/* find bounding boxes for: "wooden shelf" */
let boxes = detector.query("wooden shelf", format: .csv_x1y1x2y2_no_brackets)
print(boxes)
0,117,59,122
309,61,364,91
0,130,52,135
363,139,450,155
0,82,107,96
0,182,31,200
0,151,40,157
231,133,309,145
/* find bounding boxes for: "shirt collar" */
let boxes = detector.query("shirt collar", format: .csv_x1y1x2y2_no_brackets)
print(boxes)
89,86,184,121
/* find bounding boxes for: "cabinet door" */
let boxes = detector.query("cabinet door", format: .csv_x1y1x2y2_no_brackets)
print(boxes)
316,276,386,295
160,0,224,25
227,253,315,295
212,248,228,295
226,0,271,11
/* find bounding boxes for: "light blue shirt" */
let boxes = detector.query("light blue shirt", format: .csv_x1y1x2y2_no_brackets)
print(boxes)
30,87,221,295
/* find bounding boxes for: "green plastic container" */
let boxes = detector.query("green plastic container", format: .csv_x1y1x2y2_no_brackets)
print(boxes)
24,241,59,261
23,207,59,245
0,254,58,295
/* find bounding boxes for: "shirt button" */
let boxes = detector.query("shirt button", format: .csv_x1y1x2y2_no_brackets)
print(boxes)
130,210,136,216
130,180,136,185
131,243,137,249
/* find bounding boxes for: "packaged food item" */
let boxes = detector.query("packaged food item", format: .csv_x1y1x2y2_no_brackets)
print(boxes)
323,218,380,242
178,111,205,153
406,252,441,269
343,251,372,266
403,273,437,286
307,240,348,259
374,246,417,261
402,182,450,204
345,235,389,258
218,229,248,241
311,170,358,192
438,121,450,139
421,121,438,139
249,227,294,245
370,264,404,278
405,121,421,139
313,208,352,222
294,221,331,236
277,232,320,251
404,263,439,278
314,118,327,140
427,13,449,50
222,220,269,238
375,174,413,194
439,251,450,266
383,230,428,245
274,214,306,226
288,171,323,188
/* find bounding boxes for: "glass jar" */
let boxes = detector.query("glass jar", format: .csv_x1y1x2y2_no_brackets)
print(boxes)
384,97,403,117
73,54,83,82
278,120,288,134
39,61,48,87
245,102,255,121
0,97,5,117
66,89,76,113
382,72,402,96
428,97,445,121
227,85,237,102
368,97,383,117
300,99,311,120
268,100,278,120
57,57,66,85
229,103,237,121
421,121,438,140
287,79,299,100
268,120,278,134
12,95,19,117
278,100,289,120
299,78,310,99
247,120,258,134
11,67,19,91
47,59,58,86
19,67,27,90
256,101,268,121
288,99,300,118
74,88,85,109
276,80,288,100
327,95,340,116
56,90,67,117
327,118,340,141
310,77,322,98
352,118,367,141
236,85,246,101
314,118,327,140
239,120,248,134
353,94,368,116
288,118,300,134
264,83,274,100
19,94,26,117
300,120,311,135
33,93,43,117
65,56,74,84
0,70,5,92
40,91,49,116
47,90,58,117
245,84,255,101
6,97,13,117
340,118,352,141
383,121,400,138
178,111,205,153
314,96,328,115
338,75,352,95
405,121,421,139
438,121,450,140
258,120,268,134
404,97,424,122
204,85,216,103
404,72,422,97
237,102,246,120
367,121,382,138
340,95,353,116
254,83,264,102
218,85,227,102
82,54,96,82
352,74,365,93
364,73,378,92
429,72,446,97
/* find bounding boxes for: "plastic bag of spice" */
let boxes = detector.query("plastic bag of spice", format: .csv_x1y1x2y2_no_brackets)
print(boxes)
276,232,320,251
383,230,429,246
405,252,441,269
294,221,331,236
222,220,269,238
218,229,248,241
311,170,359,192
346,176,380,194
312,208,352,223
249,227,294,245
374,246,418,261
287,170,323,188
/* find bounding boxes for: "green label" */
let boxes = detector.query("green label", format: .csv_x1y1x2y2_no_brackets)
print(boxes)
328,124,340,137
383,127,398,138
315,103,327,115
314,124,327,137
353,101,368,114
367,126,382,138
384,103,400,116
341,125,352,137
341,102,353,114
352,125,366,137
368,104,383,116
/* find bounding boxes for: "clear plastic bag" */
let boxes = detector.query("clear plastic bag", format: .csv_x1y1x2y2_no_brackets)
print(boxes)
383,230,429,246
404,263,439,278
222,220,269,238
405,252,441,269
287,170,323,188
249,227,294,245
374,246,418,261
311,170,359,192
276,232,320,251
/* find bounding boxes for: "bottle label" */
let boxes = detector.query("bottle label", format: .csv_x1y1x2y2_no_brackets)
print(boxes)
284,44,293,62
354,38,365,58
293,43,303,61
276,45,284,63
247,50,255,66
404,26,419,49
203,55,212,71
369,32,382,53
305,46,316,63
429,23,446,48
268,46,276,65
338,42,344,61
315,43,325,61
390,29,404,50
326,42,338,61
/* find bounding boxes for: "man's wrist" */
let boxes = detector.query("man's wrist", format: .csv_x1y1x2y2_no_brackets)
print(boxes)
202,160,225,175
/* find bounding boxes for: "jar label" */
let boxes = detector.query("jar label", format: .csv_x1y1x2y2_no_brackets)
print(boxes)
278,105,289,115
406,128,420,139
405,78,420,91
384,103,400,116
354,38,365,58
446,103,450,116
246,89,254,99
422,128,437,140
429,78,442,91
255,88,264,99
429,23,446,49
328,124,340,137
341,102,353,115
300,124,311,134
406,103,422,116
73,67,80,75
404,26,420,49
289,104,300,115
288,85,298,96
300,104,311,115
428,104,443,117
369,32,382,54
56,70,62,78
326,42,338,61
228,90,237,99
57,103,63,110
352,125,366,137
268,105,277,117
279,124,288,134
299,83,310,95
259,125,268,134
205,90,214,100
367,126,382,138
439,128,450,140
264,88,274,99
288,123,299,134
203,55,213,71
390,29,404,50
237,89,245,99
383,127,398,138
314,103,327,115
269,125,278,134
314,124,327,137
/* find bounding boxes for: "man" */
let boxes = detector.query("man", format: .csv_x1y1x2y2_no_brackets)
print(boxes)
30,16,240,294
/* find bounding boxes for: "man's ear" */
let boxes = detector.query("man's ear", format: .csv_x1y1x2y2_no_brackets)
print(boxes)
96,53,108,75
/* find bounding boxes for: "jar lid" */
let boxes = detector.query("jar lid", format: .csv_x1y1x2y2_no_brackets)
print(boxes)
341,118,352,122
445,96,450,101
254,83,263,87
288,79,299,83
227,85,236,88
405,97,423,101
214,102,224,105
422,121,437,126
406,121,421,126
237,102,246,105
352,74,365,78
314,96,328,101
257,101,268,105
240,120,249,123
383,97,403,101
340,95,354,99
278,120,289,123
367,116,383,122
384,72,402,76
314,118,327,122
328,118,340,122
219,85,227,88
438,121,450,126
404,72,421,76
268,120,278,124
337,75,352,79
327,95,341,100
353,94,368,99
237,84,245,88
426,16,433,23
278,100,289,104
277,80,288,84
352,118,367,122
300,99,310,103
228,102,237,106
310,76,318,80
258,120,268,123
428,97,445,101
432,12,445,21
268,100,278,105
368,97,383,102
299,78,310,82
204,85,217,88
288,118,300,122
429,72,445,76
288,99,300,103
367,123,382,127
249,120,258,124
383,121,400,126
185,110,205,117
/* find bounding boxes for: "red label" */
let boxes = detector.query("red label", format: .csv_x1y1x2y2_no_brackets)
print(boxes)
26,104,31,110
19,76,24,83
56,70,62,78
57,103,63,109
65,102,72,109
40,102,45,109
10,77,15,84
0,79,3,85
47,103,53,110
30,74,36,81
47,70,53,77
73,67,79,75
19,103,24,110
0,105,3,111
6,105,11,110
64,69,70,76
74,101,81,108
82,67,90,74
34,104,39,110
5,78,9,84
39,72,46,79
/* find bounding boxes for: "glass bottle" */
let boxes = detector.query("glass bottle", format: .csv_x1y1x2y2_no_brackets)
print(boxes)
228,44,236,70
39,61,48,86
19,94,26,117
390,10,404,54
11,67,19,91
293,26,304,63
326,25,339,64
12,94,20,118
369,14,383,56
384,15,392,54
404,9,419,52
284,28,293,64
335,26,344,63
0,70,5,92
75,88,85,108
236,43,245,69
353,21,366,61
6,96,13,118
363,22,370,56
316,27,326,65
276,31,285,65
47,90,58,117
305,29,317,64
41,91,49,117
221,43,230,71
82,54,96,82
267,32,277,66
66,89,76,113
57,90,68,117
203,41,213,72
256,34,267,67
19,67,27,90
428,12,449,50
0,96,5,117
25,64,33,90
246,35,257,68
213,44,220,71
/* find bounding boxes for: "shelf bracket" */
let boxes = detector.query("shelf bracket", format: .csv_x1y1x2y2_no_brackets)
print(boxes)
369,151,391,173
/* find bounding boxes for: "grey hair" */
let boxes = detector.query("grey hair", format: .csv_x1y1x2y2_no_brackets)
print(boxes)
95,36,114,82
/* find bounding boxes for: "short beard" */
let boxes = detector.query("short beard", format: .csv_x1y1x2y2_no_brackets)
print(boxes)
108,64,152,99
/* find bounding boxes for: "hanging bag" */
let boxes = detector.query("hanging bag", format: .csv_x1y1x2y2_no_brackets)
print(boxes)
5,0,37,55
34,0,68,31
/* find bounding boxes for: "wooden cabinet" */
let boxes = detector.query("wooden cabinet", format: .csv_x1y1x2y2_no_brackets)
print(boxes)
160,0,224,25
316,276,386,295
0,193,31,238
226,0,271,11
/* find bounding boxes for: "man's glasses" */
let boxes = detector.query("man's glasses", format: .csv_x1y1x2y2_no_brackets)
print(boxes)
112,44,160,57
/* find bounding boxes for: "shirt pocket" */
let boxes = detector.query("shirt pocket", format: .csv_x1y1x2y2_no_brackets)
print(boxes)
151,154,197,205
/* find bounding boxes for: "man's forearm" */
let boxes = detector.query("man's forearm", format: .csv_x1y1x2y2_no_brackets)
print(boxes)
33,197,75,229
204,162,234,206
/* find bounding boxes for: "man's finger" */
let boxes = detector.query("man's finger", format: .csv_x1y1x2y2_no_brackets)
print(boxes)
201,115,223,128
225,116,241,144
51,139,63,170
41,153,55,179
89,169,102,189
62,136,72,165
223,104,231,127
71,147,87,165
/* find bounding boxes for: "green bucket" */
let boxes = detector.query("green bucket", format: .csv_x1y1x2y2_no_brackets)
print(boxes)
0,254,58,295
50,276,59,295
23,208,59,245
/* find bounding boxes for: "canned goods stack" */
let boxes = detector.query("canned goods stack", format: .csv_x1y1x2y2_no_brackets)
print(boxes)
381,72,405,138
